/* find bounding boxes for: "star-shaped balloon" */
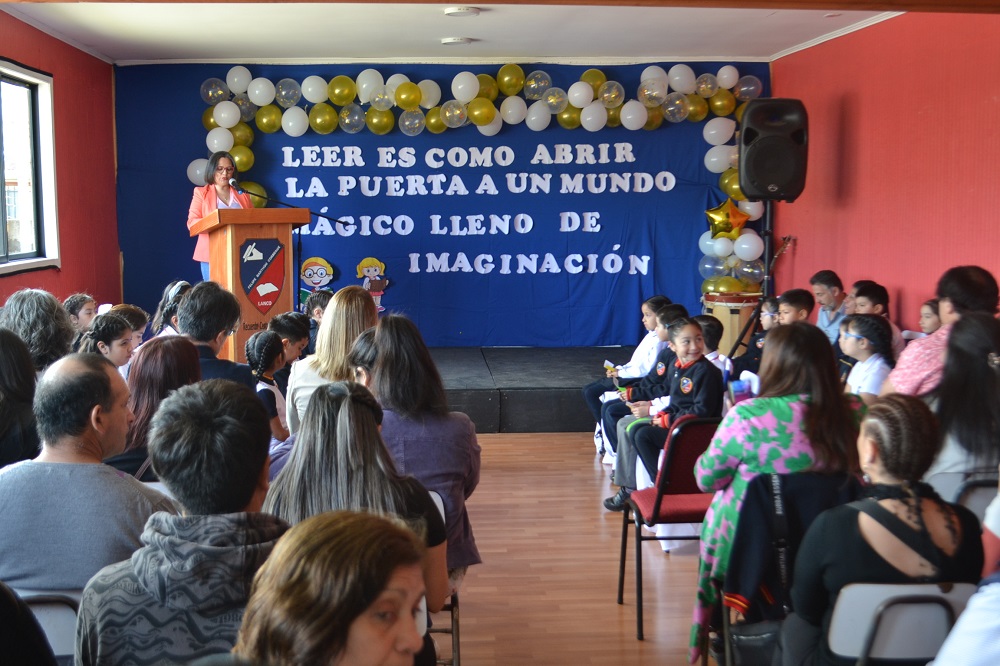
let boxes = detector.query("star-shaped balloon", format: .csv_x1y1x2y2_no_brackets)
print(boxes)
706,198,750,240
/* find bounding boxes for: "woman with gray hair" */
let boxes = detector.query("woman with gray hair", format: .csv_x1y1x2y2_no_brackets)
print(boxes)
0,288,74,374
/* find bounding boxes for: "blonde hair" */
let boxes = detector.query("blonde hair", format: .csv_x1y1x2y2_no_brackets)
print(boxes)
309,286,378,381
356,256,385,278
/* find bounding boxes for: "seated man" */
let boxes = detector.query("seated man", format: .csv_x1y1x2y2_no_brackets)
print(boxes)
0,353,175,590
177,281,254,390
76,379,288,665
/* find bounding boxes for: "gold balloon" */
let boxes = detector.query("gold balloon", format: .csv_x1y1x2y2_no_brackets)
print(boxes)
734,101,748,124
425,107,446,134
497,64,525,97
328,75,357,107
706,198,750,240
686,94,709,123
309,102,339,135
476,74,499,102
580,68,607,96
395,82,422,111
710,89,737,116
230,121,254,147
365,107,394,135
202,106,219,131
719,168,738,195
467,98,497,127
255,104,282,134
741,279,763,294
557,104,582,130
701,277,722,294
606,105,621,128
239,181,267,208
643,105,663,130
715,276,745,294
722,169,746,201
230,145,255,173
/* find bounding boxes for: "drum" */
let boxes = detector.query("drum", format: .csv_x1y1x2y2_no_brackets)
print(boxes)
703,292,762,358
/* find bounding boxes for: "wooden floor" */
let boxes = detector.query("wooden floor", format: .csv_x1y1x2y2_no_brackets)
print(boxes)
430,432,700,665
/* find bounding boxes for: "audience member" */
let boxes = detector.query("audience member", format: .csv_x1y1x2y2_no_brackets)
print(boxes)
108,303,150,351
843,279,876,316
689,322,863,661
732,296,779,377
266,311,310,396
0,581,57,666
918,297,941,336
780,395,983,666
285,285,377,433
0,329,39,469
840,314,894,405
76,379,288,666
693,314,733,379
0,288,75,374
0,354,174,589
303,288,334,356
245,331,290,442
177,281,254,390
883,265,999,396
233,511,425,666
777,289,814,325
78,313,135,368
852,281,905,358
809,270,847,344
347,326,377,386
150,280,192,336
64,292,97,352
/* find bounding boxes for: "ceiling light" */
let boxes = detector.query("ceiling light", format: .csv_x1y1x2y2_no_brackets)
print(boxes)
444,7,481,18
440,37,474,46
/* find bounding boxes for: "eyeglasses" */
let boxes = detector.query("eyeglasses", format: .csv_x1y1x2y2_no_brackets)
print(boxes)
216,166,235,174
760,312,778,319
842,332,866,341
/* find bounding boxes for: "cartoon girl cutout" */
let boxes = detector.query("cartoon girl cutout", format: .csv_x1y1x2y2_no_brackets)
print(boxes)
357,257,388,312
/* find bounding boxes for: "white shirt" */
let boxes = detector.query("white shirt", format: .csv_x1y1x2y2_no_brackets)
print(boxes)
617,330,666,380
846,353,891,396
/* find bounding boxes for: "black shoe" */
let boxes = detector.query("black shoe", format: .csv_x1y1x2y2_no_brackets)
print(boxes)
603,487,632,512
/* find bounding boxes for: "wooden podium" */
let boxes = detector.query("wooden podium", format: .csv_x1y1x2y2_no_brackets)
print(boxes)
189,208,310,362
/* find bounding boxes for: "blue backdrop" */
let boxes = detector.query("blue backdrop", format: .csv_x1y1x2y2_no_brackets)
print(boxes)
114,62,769,347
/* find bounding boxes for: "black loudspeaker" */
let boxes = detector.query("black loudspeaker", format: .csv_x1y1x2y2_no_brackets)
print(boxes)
738,99,808,202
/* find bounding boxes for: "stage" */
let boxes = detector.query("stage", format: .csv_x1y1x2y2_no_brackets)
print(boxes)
430,346,635,433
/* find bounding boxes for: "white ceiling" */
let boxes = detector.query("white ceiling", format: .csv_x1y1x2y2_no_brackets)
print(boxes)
2,3,898,65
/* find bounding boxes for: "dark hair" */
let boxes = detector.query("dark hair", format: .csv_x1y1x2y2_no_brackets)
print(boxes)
177,281,242,342
0,329,37,440
760,296,780,313
204,151,238,185
852,279,877,293
809,269,843,291
268,312,310,343
843,314,895,367
666,317,701,343
778,288,815,316
863,394,942,483
149,379,270,514
0,289,75,372
33,353,115,443
928,313,1000,472
655,303,689,328
643,294,672,313
936,265,999,316
108,304,150,333
151,280,192,334
758,322,858,473
346,327,377,380
854,282,890,311
63,293,95,317
370,315,448,418
78,313,133,355
246,331,285,380
125,337,202,453
922,298,940,316
693,314,724,352
305,289,334,316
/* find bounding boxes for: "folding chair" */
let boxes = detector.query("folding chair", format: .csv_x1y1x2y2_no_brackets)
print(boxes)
16,590,82,666
616,414,721,640
953,476,999,524
827,582,976,666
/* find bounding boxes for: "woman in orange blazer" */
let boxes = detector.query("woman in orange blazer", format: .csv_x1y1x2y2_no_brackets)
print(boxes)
187,151,254,281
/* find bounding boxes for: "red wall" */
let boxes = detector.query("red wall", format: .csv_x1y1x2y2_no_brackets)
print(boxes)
0,13,119,304
771,12,1000,330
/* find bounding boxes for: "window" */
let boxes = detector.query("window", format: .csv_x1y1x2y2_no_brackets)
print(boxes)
0,60,58,273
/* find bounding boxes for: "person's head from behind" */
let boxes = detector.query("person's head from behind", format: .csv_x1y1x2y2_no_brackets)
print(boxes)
935,312,1000,437
125,336,202,453
33,353,131,456
177,281,242,346
777,289,815,325
0,288,75,372
840,314,895,366
641,295,672,332
78,313,135,367
759,296,780,331
936,265,999,325
371,314,447,418
853,282,890,317
108,304,150,350
148,379,270,515
205,150,238,187
63,293,97,332
809,270,844,310
666,317,705,365
692,315,723,354
245,330,286,381
858,394,941,484
920,298,942,335
0,329,36,411
653,303,689,342
151,280,192,334
347,327,377,386
844,280,876,316
312,285,378,381
268,312,311,363
234,510,425,666
305,289,334,324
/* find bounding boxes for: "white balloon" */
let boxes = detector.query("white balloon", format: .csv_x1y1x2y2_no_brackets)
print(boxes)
713,237,734,258
281,106,309,137
186,158,209,186
301,75,329,104
739,227,759,236
226,66,252,95
500,95,528,124
567,81,594,108
478,113,503,137
205,127,234,153
356,68,384,104
417,80,441,109
452,71,479,103
246,78,275,106
703,117,737,146
619,100,648,131
385,73,410,100
704,145,734,173
580,101,608,132
725,146,739,168
525,100,551,132
213,101,240,129
717,65,740,89
698,230,717,256
738,200,765,221
734,233,765,261
641,65,668,83
668,64,696,94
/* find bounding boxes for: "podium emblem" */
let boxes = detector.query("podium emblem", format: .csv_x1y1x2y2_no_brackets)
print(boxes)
240,239,285,315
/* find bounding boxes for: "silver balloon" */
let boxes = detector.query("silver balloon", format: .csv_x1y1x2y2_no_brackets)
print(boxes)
369,85,395,111
200,78,230,105
524,70,552,100
338,103,365,134
233,93,258,123
734,75,764,102
636,78,668,108
274,78,302,109
698,255,727,280
441,100,468,128
398,109,426,136
543,87,568,114
738,259,766,285
695,73,719,98
661,92,689,123
597,80,625,109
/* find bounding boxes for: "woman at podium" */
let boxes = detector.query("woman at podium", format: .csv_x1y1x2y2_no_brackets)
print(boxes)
187,151,253,281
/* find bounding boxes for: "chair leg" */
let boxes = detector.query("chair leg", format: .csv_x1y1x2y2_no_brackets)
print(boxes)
635,517,644,641
451,593,460,666
617,506,630,605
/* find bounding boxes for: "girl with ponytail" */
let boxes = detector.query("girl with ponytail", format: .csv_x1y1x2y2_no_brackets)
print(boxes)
245,331,289,442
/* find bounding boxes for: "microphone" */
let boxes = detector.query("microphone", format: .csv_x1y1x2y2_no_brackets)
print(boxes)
228,177,245,194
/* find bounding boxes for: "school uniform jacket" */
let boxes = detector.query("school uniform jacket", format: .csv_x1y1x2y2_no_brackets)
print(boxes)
659,356,724,421
624,347,677,402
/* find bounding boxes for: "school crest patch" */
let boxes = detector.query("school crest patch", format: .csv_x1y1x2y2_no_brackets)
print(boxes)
240,239,285,315
756,337,765,349
656,361,666,376
680,377,694,394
